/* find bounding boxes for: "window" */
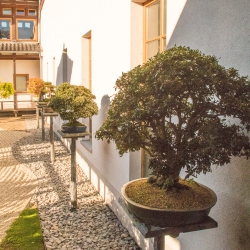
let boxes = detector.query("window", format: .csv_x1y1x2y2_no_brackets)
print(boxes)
81,31,93,151
0,19,11,40
3,8,12,15
16,75,28,92
144,0,166,62
17,20,35,40
142,0,167,177
28,9,36,16
16,9,25,15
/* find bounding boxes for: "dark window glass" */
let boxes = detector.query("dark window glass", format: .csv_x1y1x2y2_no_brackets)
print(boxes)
28,10,36,16
18,20,35,39
0,20,10,39
16,9,25,15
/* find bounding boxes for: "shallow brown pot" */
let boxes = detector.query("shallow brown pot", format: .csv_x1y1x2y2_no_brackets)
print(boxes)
61,124,87,133
121,178,217,227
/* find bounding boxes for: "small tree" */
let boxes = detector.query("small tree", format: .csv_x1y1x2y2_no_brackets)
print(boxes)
41,81,56,99
48,82,98,126
96,46,250,190
0,81,15,98
27,78,44,98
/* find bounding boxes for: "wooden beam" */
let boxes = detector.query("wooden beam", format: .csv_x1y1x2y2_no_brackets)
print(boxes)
0,54,40,60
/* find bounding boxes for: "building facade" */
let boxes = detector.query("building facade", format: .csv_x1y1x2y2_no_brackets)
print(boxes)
0,0,41,113
40,1,250,249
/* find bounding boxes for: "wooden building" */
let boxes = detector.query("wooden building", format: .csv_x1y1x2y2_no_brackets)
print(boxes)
0,0,41,115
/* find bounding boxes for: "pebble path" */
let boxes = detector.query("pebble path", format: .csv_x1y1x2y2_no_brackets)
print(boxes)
0,116,141,250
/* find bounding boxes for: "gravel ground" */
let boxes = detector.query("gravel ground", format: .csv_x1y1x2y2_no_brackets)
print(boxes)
11,117,141,250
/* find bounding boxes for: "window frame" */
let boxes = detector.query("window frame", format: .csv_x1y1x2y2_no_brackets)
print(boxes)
0,18,12,40
3,8,12,15
15,74,29,93
16,9,25,16
16,18,37,41
143,0,166,62
28,9,37,16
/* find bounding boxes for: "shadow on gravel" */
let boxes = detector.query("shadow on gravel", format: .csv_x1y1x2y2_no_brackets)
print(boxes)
11,127,72,203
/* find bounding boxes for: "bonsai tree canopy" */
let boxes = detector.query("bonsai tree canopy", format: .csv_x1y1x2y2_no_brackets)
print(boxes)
0,81,15,98
96,46,250,189
48,82,98,126
27,78,44,98
41,81,56,98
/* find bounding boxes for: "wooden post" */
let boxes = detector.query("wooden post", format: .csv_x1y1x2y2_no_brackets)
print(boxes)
41,109,45,140
70,138,77,210
154,235,165,250
50,116,55,163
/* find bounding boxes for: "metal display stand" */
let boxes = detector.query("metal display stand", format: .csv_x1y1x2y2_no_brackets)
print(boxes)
36,102,47,130
42,111,58,163
58,130,91,210
119,198,218,250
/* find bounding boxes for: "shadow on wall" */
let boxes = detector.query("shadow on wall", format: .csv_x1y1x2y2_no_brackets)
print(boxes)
56,46,74,86
99,95,110,123
167,0,250,75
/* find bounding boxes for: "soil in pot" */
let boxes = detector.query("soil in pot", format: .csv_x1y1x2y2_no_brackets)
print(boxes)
122,178,217,227
126,178,213,210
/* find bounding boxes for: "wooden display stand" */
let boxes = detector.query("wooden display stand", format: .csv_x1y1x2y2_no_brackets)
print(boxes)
58,130,91,210
119,198,218,250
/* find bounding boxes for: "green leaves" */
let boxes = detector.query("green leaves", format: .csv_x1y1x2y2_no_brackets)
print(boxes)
0,81,15,98
96,46,250,181
48,82,98,122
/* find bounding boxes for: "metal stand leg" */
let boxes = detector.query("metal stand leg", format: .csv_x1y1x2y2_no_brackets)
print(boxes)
42,111,45,141
36,106,39,128
70,138,77,210
50,116,55,163
154,235,165,250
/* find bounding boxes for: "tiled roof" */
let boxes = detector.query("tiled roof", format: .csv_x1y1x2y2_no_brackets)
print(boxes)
0,42,41,53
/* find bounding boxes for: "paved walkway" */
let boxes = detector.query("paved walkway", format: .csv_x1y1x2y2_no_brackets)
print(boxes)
0,116,38,242
0,116,140,249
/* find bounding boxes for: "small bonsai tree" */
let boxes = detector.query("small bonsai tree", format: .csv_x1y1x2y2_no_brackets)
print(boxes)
27,78,44,99
0,81,15,98
41,81,56,100
96,46,250,190
48,82,98,126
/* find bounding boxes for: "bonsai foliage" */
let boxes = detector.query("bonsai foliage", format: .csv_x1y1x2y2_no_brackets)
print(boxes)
27,78,44,97
96,46,250,189
41,81,56,98
0,81,15,98
48,82,98,125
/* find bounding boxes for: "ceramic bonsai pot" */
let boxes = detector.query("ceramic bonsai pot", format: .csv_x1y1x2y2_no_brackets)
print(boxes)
121,178,217,227
61,124,87,133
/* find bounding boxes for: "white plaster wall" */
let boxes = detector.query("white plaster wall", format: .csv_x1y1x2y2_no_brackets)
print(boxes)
16,60,40,77
41,0,131,197
0,60,13,82
166,0,250,249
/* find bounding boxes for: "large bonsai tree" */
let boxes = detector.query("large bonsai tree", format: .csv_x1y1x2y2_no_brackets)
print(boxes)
48,82,98,126
96,46,250,190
